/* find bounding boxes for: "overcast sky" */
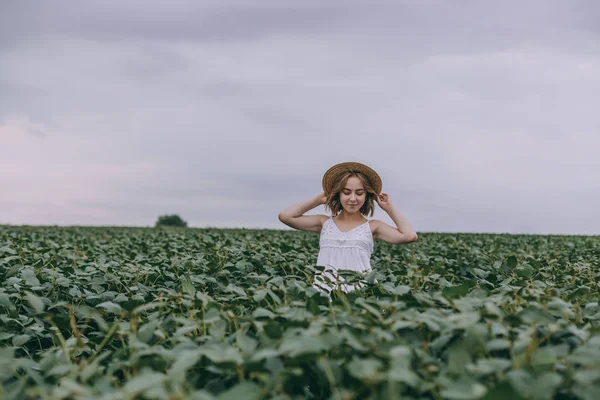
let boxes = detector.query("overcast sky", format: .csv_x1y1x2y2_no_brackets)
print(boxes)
1,0,599,235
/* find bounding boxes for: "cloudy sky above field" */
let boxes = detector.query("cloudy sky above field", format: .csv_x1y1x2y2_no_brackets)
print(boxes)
1,0,599,235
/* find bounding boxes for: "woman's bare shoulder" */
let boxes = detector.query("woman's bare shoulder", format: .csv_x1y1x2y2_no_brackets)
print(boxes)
319,215,331,227
368,219,382,233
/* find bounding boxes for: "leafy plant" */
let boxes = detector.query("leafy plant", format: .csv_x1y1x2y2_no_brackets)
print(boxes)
155,214,188,228
0,225,599,399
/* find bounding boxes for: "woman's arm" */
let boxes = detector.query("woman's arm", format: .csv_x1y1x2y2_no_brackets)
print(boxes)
278,193,328,232
374,193,418,244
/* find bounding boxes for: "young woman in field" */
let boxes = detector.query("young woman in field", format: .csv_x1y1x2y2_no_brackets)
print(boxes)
278,162,418,294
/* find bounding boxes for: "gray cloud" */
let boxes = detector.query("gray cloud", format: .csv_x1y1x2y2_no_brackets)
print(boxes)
1,0,599,234
0,2,349,48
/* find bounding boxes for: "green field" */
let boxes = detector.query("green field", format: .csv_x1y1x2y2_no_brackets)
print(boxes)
1,225,599,399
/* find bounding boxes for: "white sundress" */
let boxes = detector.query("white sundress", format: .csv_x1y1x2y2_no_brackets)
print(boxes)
313,216,374,294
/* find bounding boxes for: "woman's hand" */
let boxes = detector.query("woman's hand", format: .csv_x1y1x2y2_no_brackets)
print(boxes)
375,193,393,212
318,192,328,205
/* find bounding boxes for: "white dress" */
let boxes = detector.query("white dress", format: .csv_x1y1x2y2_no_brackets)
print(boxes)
313,216,374,294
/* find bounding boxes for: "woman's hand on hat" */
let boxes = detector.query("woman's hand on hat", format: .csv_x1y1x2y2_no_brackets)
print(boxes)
375,193,392,211
318,192,327,205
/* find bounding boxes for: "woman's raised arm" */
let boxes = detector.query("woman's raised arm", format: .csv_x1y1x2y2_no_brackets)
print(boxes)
278,192,328,233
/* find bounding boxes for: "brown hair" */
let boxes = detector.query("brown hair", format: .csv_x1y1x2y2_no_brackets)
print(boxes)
324,171,377,217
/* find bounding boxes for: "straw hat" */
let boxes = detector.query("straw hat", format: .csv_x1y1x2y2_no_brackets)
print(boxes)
322,162,382,196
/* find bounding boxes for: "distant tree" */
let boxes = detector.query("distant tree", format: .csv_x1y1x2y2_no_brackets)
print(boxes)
155,214,188,228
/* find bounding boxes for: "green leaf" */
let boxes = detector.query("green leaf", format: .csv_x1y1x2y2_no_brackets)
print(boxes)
0,247,17,255
132,302,161,315
347,357,382,382
252,289,268,302
0,293,16,311
447,312,480,329
355,298,383,320
4,264,20,277
441,376,487,400
196,292,214,306
341,329,366,351
236,333,258,355
391,320,418,331
182,277,196,297
267,290,281,304
26,292,45,313
198,344,243,365
250,348,280,361
12,334,31,347
573,369,600,386
189,390,218,400
515,265,534,278
279,336,327,357
517,307,555,324
252,308,275,319
447,342,472,375
485,339,511,352
217,381,261,400
123,372,166,395
505,370,533,399
443,281,475,299
388,347,419,387
97,301,123,314
47,363,77,377
530,344,569,366
225,284,246,297
392,285,411,295
529,372,563,400
467,358,512,376
168,350,203,378
481,380,525,400
0,347,15,377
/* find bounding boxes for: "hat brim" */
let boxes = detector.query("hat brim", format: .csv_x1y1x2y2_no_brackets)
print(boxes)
322,162,382,195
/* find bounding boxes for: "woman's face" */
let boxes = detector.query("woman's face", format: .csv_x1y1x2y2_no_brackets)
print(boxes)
339,176,366,214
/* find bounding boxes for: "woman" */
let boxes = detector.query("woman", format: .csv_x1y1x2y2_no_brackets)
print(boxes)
278,162,418,294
